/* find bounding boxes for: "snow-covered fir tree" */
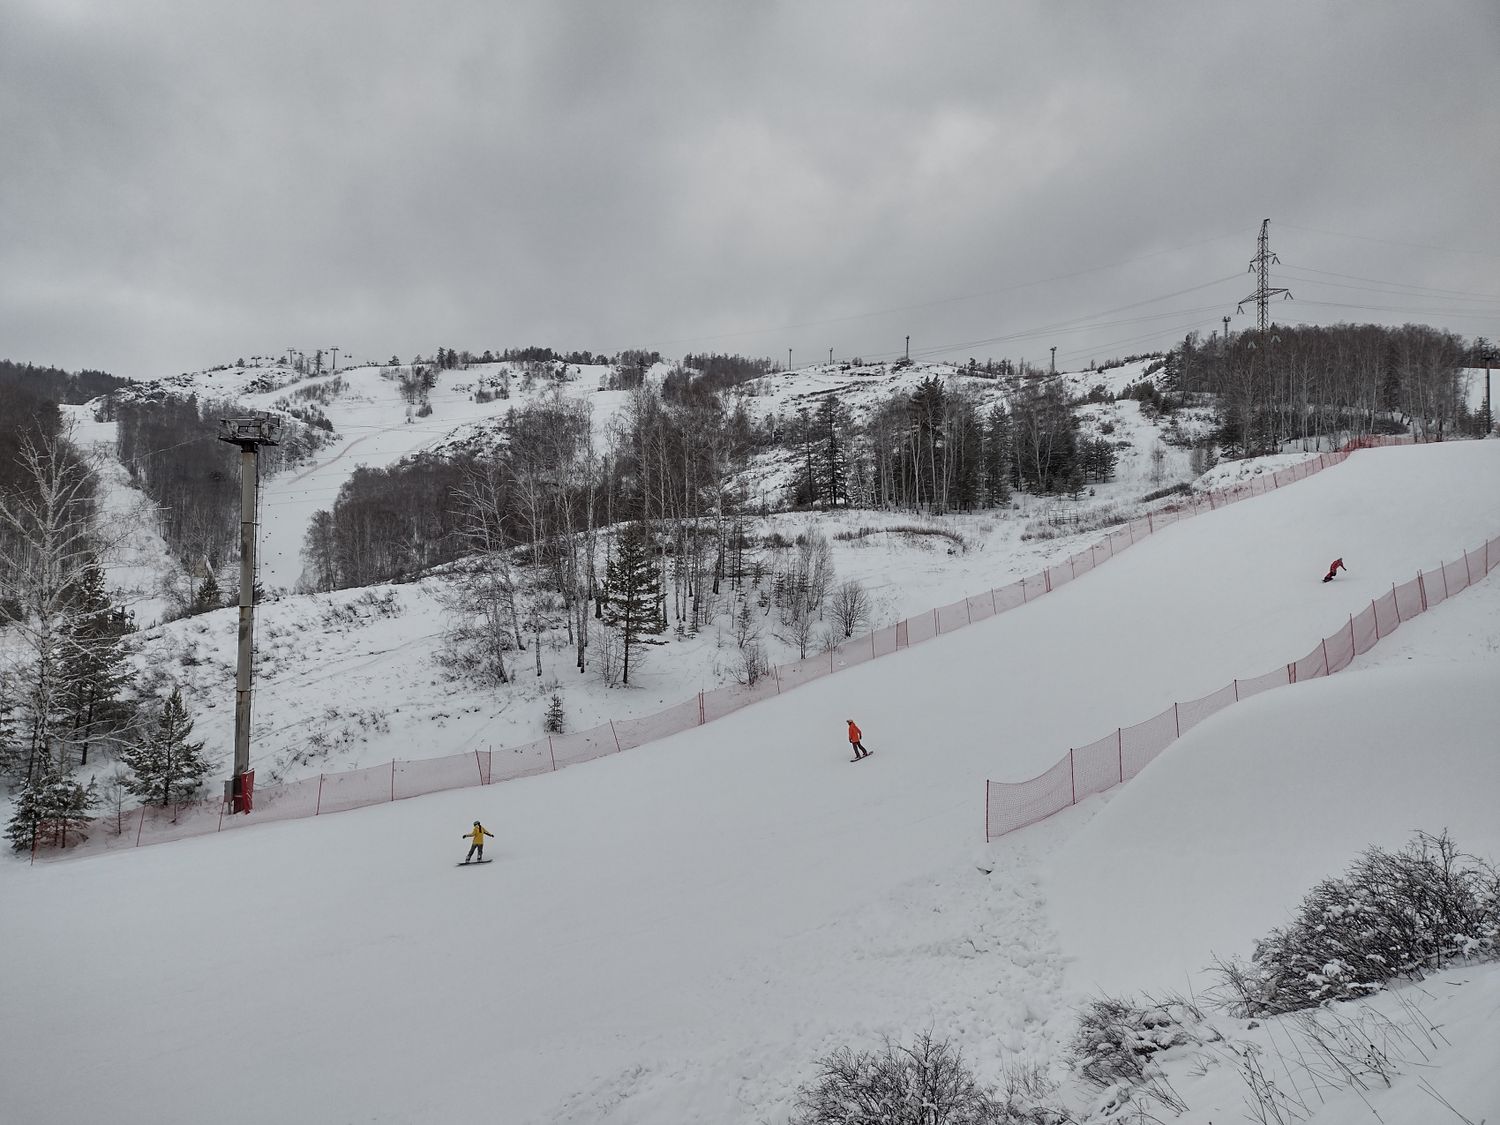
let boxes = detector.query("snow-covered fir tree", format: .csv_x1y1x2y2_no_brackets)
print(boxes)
119,688,210,808
58,554,137,768
4,757,97,852
602,522,663,686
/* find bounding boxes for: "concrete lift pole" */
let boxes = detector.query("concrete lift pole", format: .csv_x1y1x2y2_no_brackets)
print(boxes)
218,414,281,812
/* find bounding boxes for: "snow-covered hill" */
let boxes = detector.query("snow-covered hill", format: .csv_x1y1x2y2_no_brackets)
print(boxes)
3,439,1497,1124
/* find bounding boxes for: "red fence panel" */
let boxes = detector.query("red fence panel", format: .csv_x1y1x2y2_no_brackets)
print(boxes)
775,653,834,695
966,592,996,625
871,623,900,658
1443,557,1471,599
1072,729,1123,800
548,725,618,768
1323,621,1356,675
905,609,939,646
315,763,392,815
1120,708,1178,780
395,750,498,800
1177,683,1237,735
1393,576,1424,622
1293,641,1328,683
937,597,971,633
1351,604,1380,656
1372,588,1401,639
1236,666,1290,701
613,696,703,751
701,676,780,723
486,740,557,783
992,582,1027,613
832,631,877,670
985,757,1073,839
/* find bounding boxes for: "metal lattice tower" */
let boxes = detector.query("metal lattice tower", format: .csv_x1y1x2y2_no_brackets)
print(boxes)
1237,218,1292,337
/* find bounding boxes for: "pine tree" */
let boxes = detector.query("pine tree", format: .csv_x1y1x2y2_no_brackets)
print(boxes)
0,669,17,778
814,397,849,509
544,692,566,734
602,522,664,685
191,567,221,615
120,688,210,808
5,758,97,852
58,555,136,767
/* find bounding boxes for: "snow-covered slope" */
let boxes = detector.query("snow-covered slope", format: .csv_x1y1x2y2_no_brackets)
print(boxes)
2,440,1497,1124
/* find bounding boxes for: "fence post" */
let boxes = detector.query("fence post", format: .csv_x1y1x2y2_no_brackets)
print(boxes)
1288,662,1296,684
773,665,782,693
315,773,324,815
1148,513,1154,533
1233,679,1239,702
871,630,877,658
1348,615,1355,653
991,588,997,614
966,598,972,625
1117,728,1123,783
1465,549,1475,585
984,782,990,844
1174,702,1180,737
1373,600,1382,640
135,804,146,846
1440,561,1449,600
391,759,396,802
1321,638,1330,675
933,607,940,635
1069,749,1076,805
1418,572,1427,612
1391,583,1400,622
699,690,705,725
475,749,485,785
548,735,557,771
1044,570,1052,593
610,720,622,753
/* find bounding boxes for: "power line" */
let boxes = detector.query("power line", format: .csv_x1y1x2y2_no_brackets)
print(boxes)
1279,222,1500,259
636,228,1258,350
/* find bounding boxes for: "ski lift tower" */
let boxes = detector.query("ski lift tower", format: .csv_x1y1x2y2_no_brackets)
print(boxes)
218,414,281,812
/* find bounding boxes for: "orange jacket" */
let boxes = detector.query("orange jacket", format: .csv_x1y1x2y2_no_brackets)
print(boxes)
847,721,862,744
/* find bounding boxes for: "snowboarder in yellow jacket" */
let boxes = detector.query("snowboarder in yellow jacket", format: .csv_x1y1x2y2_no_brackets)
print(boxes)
463,821,494,863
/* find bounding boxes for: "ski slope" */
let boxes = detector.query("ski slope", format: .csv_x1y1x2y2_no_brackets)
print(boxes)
2,440,1497,1124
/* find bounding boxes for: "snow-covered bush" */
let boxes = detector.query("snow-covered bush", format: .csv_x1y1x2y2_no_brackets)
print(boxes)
1214,830,1500,1016
790,1032,1006,1125
1069,995,1212,1091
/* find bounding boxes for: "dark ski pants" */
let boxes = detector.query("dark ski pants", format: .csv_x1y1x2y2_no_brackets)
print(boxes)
466,843,484,862
850,741,868,758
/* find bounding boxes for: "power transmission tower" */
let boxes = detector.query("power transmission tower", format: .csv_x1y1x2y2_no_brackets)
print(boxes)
1236,219,1293,450
217,414,282,812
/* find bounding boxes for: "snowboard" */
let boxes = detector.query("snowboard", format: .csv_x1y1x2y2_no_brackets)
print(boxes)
457,858,493,866
850,751,874,763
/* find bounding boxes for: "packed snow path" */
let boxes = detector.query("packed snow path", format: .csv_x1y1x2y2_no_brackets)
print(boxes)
2,441,1497,1124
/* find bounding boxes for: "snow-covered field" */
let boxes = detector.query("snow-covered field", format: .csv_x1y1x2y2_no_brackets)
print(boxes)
2,439,1497,1124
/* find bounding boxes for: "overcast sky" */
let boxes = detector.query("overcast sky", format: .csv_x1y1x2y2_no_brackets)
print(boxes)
2,1,1497,381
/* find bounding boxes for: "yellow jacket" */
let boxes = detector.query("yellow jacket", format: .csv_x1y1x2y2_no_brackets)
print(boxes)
468,825,492,845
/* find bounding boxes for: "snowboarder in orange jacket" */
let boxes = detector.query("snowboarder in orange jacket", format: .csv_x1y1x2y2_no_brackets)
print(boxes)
847,719,869,760
1323,558,1346,583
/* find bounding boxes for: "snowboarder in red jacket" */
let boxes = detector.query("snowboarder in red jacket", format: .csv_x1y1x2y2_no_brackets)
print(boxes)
847,719,870,760
1322,558,1346,583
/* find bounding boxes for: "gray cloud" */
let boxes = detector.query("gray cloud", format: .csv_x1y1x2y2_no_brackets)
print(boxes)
2,0,1497,379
